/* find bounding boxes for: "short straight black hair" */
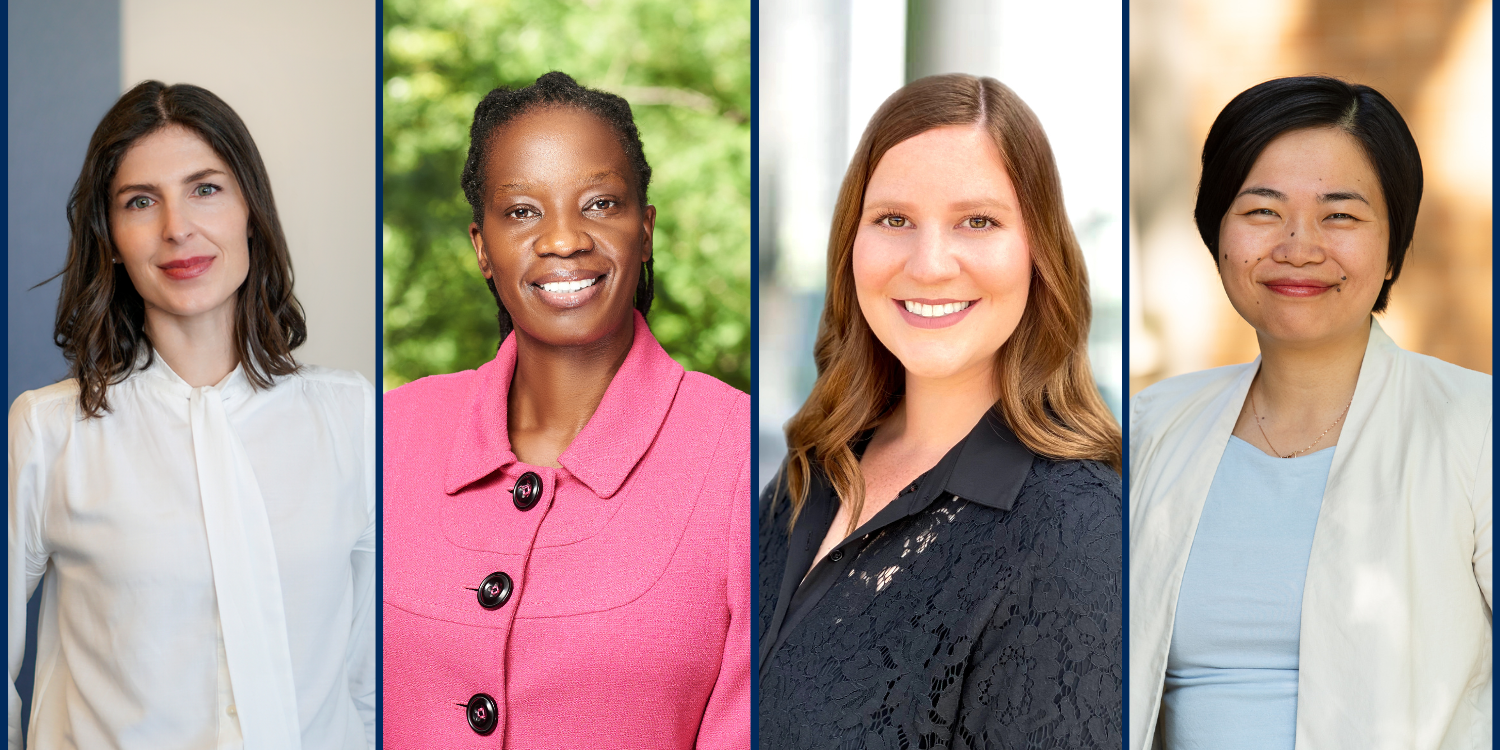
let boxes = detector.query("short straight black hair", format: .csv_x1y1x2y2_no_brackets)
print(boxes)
1194,76,1422,313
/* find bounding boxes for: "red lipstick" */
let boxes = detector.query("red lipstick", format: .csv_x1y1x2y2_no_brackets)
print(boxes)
159,256,214,280
1263,277,1335,298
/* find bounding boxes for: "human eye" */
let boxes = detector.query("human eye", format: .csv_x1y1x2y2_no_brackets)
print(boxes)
506,206,540,220
1326,212,1356,221
124,195,155,210
874,212,909,228
963,214,1000,230
192,183,221,197
587,198,618,211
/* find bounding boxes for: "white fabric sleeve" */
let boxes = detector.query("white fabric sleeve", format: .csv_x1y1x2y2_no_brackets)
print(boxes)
9,396,49,750
346,376,377,747
1471,419,1492,611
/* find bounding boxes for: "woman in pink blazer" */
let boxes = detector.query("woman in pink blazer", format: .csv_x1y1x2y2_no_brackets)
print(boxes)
382,72,750,748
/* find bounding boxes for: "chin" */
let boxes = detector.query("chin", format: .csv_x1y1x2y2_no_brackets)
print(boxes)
888,348,988,382
514,308,629,348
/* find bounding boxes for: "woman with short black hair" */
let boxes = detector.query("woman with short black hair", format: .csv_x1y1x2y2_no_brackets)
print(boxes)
8,81,375,749
1129,76,1490,750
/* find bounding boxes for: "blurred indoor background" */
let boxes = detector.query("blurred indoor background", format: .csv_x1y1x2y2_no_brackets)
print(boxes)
10,0,375,737
383,0,750,392
1129,0,1492,395
9,0,376,407
758,0,1125,491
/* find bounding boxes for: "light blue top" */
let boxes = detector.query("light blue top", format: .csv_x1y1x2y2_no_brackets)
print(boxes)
1161,436,1335,750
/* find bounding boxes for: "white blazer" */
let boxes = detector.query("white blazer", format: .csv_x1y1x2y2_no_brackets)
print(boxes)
1129,319,1491,750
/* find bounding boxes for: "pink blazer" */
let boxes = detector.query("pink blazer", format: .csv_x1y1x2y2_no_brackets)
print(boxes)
382,312,750,748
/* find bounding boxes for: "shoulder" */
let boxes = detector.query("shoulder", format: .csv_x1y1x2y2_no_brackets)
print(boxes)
676,371,750,417
11,379,82,414
274,365,374,411
286,364,373,394
1022,457,1122,526
672,370,750,453
10,380,83,432
1386,344,1491,407
1130,362,1251,440
1131,362,1248,416
383,368,481,419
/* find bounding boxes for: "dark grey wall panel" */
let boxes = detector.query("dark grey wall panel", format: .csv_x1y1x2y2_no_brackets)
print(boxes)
8,0,120,408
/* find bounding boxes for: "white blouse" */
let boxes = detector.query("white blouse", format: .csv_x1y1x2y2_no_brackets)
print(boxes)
7,355,375,750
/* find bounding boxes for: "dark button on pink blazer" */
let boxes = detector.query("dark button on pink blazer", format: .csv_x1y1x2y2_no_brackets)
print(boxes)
383,312,750,748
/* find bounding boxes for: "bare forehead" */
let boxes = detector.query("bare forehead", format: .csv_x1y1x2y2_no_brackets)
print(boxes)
485,106,630,182
865,124,1013,202
1251,127,1378,181
113,125,229,180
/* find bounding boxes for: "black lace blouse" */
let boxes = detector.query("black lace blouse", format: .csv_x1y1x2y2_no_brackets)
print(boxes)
758,413,1122,748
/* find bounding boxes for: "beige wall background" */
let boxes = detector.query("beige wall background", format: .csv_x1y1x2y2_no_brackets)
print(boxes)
1129,0,1492,395
122,0,377,383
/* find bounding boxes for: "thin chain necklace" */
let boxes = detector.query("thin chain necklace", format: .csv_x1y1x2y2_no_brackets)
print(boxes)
1250,382,1352,458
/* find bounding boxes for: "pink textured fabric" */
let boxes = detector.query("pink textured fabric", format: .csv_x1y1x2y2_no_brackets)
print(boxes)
383,311,751,749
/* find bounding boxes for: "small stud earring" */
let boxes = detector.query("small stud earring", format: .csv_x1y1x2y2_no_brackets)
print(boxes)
112,257,121,264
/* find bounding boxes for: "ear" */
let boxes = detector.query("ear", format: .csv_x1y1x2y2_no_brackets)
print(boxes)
470,222,493,279
640,204,656,263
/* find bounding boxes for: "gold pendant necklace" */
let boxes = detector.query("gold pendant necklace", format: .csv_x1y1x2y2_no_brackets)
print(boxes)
1250,384,1352,459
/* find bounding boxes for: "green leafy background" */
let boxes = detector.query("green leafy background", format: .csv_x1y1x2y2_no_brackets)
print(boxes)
383,0,751,391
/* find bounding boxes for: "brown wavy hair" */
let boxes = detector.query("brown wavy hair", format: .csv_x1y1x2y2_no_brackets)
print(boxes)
52,80,305,417
782,74,1121,533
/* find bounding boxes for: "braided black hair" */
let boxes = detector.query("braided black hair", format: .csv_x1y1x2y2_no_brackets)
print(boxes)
461,71,654,344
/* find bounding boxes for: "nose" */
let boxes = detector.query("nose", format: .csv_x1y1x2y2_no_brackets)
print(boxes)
536,209,592,257
1272,213,1326,266
905,225,961,284
160,198,194,244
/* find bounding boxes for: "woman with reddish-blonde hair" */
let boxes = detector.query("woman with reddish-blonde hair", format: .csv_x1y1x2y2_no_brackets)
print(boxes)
758,73,1122,747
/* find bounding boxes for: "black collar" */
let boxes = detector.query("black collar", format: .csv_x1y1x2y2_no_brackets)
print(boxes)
759,409,1036,676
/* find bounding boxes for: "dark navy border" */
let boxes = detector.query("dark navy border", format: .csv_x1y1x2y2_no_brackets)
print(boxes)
373,0,385,746
748,0,761,747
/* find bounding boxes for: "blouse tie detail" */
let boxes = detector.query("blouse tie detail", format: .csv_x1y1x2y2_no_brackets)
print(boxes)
188,384,303,750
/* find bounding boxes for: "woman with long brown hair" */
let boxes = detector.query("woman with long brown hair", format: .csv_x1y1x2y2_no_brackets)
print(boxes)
8,81,374,749
758,74,1121,747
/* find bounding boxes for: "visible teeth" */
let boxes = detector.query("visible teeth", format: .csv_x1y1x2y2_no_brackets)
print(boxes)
540,277,598,293
903,300,971,318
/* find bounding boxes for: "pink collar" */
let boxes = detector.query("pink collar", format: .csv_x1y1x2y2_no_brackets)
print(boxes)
442,311,684,498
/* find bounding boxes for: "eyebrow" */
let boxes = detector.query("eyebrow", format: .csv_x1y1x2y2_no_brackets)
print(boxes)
861,198,1014,214
1234,186,1370,205
114,168,228,197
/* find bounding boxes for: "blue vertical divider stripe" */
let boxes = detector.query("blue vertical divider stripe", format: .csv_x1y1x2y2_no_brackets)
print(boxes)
748,0,761,745
374,0,385,745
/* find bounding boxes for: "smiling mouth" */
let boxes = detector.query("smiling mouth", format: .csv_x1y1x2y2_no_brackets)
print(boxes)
1264,280,1336,297
159,256,214,280
538,277,599,294
902,300,973,318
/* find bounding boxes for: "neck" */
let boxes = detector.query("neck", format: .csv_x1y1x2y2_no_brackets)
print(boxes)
883,361,998,449
506,316,635,466
145,304,240,388
1255,316,1371,409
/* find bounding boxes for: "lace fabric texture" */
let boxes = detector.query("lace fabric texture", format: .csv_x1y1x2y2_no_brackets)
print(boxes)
758,458,1122,749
